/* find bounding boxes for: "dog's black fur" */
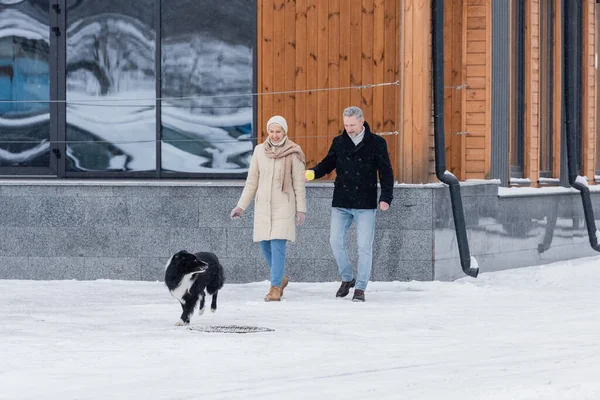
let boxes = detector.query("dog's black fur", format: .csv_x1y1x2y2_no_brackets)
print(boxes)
165,250,225,325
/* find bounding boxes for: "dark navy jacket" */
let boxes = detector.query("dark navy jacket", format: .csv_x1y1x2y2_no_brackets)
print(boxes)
311,121,394,209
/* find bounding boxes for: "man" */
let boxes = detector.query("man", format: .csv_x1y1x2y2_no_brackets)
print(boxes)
306,106,394,302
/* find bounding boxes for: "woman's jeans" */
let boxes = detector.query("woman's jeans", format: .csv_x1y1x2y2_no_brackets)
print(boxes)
259,239,287,287
329,207,376,291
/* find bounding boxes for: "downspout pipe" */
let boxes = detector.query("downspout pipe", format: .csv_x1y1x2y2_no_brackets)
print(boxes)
432,0,479,278
563,0,600,251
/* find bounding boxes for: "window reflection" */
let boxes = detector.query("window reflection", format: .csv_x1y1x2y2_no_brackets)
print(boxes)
0,1,50,167
66,0,156,172
160,0,254,173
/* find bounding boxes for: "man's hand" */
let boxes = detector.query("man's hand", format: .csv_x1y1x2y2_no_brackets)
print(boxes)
379,201,390,211
230,206,244,219
296,211,306,226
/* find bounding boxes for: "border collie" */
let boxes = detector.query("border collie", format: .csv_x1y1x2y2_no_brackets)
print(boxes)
165,250,225,326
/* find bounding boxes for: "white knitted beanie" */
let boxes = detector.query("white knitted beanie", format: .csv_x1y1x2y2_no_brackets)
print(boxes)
266,115,288,134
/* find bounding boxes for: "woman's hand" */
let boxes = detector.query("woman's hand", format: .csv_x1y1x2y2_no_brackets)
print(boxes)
230,207,244,219
296,211,306,226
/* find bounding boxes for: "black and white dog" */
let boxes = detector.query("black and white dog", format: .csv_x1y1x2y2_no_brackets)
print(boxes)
165,250,225,326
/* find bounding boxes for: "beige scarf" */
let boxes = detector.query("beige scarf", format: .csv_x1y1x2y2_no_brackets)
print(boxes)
264,137,306,193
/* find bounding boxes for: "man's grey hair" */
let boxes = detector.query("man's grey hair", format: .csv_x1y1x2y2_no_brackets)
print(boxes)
343,106,364,120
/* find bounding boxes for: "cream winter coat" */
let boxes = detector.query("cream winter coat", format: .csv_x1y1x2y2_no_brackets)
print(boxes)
237,143,307,242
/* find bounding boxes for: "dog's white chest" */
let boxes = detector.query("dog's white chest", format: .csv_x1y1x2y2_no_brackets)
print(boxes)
170,273,197,304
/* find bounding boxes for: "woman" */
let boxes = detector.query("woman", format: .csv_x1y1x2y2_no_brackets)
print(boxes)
230,116,307,302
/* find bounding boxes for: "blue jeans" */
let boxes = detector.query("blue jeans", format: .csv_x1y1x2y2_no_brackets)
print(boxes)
259,239,287,287
329,207,376,291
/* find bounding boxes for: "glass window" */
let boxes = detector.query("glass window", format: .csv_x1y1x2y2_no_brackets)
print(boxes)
160,0,254,175
0,0,51,168
65,0,156,172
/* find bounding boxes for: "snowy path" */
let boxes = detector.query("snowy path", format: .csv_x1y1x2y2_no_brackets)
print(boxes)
2,256,600,399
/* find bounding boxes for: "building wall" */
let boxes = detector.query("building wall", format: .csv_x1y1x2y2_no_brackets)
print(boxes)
524,0,541,183
435,184,600,280
583,0,597,180
444,0,464,180
0,182,434,282
457,0,597,185
1,182,599,283
401,0,433,184
257,0,401,180
463,0,492,180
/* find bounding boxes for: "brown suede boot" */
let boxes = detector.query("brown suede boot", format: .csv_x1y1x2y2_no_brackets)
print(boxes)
264,286,282,302
280,276,289,297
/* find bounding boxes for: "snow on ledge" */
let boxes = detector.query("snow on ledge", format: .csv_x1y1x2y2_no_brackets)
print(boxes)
499,183,600,197
576,175,589,187
470,256,479,271
444,170,457,180
509,177,532,185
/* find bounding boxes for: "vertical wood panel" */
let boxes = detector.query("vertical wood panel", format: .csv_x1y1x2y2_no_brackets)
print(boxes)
444,0,464,179
412,0,429,183
462,0,492,179
582,0,596,180
316,1,329,165
338,0,351,119
273,0,286,126
259,0,402,181
261,0,274,141
257,0,263,144
525,0,541,183
384,0,398,170
328,0,340,145
373,0,385,133
284,0,296,150
306,1,318,165
361,0,374,123
350,1,363,108
402,0,414,182
532,0,540,181
460,1,468,180
295,0,307,156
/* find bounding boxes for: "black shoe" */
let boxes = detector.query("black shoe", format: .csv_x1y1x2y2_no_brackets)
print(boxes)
352,289,365,302
336,278,356,298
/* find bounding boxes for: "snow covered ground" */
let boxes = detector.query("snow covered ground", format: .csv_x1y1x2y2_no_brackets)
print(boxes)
2,256,600,400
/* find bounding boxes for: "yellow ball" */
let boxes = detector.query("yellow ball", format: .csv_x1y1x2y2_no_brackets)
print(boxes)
305,170,315,181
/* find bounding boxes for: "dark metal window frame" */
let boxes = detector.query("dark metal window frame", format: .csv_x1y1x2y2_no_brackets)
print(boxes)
510,0,526,180
575,0,583,175
0,0,258,179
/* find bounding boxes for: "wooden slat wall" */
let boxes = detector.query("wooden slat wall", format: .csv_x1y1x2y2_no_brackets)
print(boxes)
440,0,464,180
402,0,432,183
428,5,435,182
257,0,401,180
583,0,596,181
525,0,540,184
463,0,491,179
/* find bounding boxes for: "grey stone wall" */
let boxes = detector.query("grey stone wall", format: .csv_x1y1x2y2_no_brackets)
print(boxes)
434,183,600,280
0,181,433,283
0,180,598,283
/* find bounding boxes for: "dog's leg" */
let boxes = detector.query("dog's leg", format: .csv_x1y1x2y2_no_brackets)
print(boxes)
198,291,206,316
211,291,218,313
176,294,198,326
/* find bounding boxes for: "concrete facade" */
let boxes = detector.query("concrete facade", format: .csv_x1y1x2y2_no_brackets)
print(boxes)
0,181,598,283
